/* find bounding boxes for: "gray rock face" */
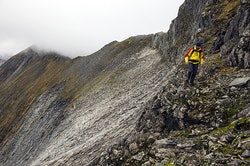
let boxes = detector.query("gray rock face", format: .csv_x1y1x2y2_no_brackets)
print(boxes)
152,0,207,63
229,77,250,87
152,0,250,69
0,83,68,165
222,1,250,68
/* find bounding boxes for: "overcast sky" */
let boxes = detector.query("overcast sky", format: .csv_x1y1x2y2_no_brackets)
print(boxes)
0,0,184,59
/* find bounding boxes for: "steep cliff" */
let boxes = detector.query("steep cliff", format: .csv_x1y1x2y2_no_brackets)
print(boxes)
153,0,249,69
0,0,249,166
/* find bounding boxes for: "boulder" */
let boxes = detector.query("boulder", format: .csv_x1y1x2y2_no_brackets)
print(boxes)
229,77,250,87
242,150,250,158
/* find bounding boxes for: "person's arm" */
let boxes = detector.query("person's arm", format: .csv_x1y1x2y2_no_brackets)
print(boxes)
200,50,204,64
184,48,193,63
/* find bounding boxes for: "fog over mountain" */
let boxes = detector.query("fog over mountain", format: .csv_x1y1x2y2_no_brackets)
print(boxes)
0,0,184,58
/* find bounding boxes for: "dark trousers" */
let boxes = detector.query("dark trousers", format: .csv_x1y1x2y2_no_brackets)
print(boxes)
187,63,199,85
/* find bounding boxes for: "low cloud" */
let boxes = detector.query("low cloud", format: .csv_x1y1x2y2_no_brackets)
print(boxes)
0,0,184,58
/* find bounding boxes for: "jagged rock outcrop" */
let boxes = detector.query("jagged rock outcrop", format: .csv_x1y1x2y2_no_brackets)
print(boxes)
221,0,250,68
229,77,250,87
153,0,250,69
152,0,207,63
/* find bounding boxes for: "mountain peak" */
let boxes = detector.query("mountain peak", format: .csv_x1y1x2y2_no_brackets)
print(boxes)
16,45,69,59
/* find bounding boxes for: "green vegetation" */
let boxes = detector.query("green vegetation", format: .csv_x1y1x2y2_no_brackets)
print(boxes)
227,103,246,118
217,0,240,21
212,118,250,135
211,122,233,135
214,144,244,155
201,0,240,50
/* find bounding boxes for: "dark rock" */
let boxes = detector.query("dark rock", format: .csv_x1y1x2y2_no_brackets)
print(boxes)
242,150,250,158
129,142,139,154
227,159,242,166
155,139,177,149
147,135,156,144
177,142,196,150
241,140,250,150
155,148,176,159
142,161,151,166
224,1,250,68
236,104,250,118
132,151,145,161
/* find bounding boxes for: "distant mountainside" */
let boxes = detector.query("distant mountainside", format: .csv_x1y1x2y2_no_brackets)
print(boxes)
0,59,5,66
0,0,249,165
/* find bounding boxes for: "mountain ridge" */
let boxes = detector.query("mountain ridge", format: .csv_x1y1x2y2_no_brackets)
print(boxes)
0,35,171,165
0,59,5,66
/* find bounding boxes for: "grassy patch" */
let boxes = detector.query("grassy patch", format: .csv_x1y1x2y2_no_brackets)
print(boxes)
164,164,175,166
62,71,110,104
106,69,124,85
211,121,237,135
204,53,225,67
212,118,250,136
178,129,193,138
205,0,240,22
217,0,240,21
214,144,244,155
77,72,109,96
227,103,246,118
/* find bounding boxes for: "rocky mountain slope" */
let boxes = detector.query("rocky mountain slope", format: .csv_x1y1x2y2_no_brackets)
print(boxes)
0,61,4,66
0,0,249,165
0,58,5,66
0,36,174,165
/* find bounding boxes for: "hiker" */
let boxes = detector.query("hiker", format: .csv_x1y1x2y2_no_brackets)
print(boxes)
184,42,204,86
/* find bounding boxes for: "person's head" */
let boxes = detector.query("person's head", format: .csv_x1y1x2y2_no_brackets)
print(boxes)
196,41,202,48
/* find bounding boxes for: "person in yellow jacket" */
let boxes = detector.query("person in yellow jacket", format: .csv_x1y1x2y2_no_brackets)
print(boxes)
184,42,204,86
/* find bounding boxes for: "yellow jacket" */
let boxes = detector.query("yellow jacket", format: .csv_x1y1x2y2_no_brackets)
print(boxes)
184,46,204,64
